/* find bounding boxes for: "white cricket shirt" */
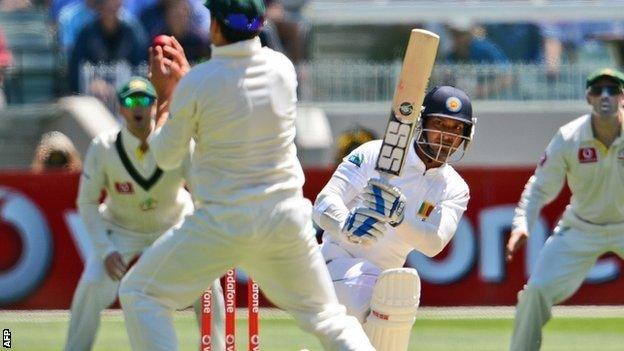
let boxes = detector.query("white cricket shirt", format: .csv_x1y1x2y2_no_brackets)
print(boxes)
313,140,470,270
513,114,624,234
77,128,193,259
149,37,304,205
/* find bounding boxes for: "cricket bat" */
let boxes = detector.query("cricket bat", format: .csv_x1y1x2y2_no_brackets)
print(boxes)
375,29,440,176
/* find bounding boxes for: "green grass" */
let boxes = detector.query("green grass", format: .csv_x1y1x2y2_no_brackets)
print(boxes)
2,308,624,350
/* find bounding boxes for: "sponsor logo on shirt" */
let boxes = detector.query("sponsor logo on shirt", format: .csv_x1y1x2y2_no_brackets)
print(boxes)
577,147,598,163
139,197,157,211
417,201,435,220
348,153,363,167
114,182,134,194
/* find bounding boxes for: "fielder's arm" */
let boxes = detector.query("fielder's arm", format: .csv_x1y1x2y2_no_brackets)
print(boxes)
149,37,190,128
512,130,567,235
76,138,115,260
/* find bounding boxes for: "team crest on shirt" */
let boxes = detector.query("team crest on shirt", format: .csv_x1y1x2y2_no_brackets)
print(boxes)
577,147,598,163
417,201,435,220
115,182,134,194
618,148,624,160
348,153,363,167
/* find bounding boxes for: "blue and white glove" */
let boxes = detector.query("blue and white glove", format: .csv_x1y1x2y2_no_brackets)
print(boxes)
342,207,388,246
362,178,406,226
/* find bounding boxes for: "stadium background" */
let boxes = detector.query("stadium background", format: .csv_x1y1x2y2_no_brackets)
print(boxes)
1,0,624,350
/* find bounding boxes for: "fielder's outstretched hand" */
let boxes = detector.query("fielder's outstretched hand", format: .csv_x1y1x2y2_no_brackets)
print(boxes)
149,36,190,101
506,228,528,262
362,178,406,226
342,207,388,246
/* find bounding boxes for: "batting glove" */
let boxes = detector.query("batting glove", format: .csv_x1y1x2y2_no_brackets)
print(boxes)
362,178,406,226
342,207,388,246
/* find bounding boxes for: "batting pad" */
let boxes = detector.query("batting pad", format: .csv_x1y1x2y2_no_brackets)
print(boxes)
363,268,420,351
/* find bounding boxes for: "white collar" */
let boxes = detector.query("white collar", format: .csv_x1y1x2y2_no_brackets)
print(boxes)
212,37,262,58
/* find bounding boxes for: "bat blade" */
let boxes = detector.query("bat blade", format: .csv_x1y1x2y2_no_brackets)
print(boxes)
376,29,439,176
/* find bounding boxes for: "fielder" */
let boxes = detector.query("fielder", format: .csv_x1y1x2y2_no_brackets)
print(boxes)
313,86,476,351
65,76,224,351
118,1,375,350
506,68,624,350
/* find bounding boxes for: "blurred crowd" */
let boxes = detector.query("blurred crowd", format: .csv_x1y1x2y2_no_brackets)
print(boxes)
0,0,623,107
0,0,309,114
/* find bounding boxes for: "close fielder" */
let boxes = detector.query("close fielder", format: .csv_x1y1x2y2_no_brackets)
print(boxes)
313,86,476,351
118,1,375,350
65,77,224,351
506,69,624,350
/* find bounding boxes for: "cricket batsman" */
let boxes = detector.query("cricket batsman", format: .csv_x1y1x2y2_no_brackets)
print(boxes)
65,76,224,351
118,1,375,350
313,86,476,351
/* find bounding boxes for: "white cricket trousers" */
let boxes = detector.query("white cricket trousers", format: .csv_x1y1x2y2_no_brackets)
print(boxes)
510,224,624,351
321,241,382,323
119,195,375,351
64,229,225,351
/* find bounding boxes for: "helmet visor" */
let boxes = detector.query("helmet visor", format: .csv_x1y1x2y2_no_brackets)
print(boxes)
415,127,471,164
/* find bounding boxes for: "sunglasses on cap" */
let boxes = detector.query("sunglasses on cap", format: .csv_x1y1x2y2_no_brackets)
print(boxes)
121,95,155,108
222,13,264,32
588,85,624,96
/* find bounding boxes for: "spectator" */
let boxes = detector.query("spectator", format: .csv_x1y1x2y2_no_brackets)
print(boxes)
540,21,624,81
264,0,308,63
484,22,543,63
0,28,12,108
49,0,80,22
444,19,512,99
68,0,147,95
31,131,82,172
58,0,146,55
0,0,32,11
141,0,210,63
139,0,210,41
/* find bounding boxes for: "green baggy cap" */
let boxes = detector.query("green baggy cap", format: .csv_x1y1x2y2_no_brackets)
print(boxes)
586,68,624,88
117,76,157,100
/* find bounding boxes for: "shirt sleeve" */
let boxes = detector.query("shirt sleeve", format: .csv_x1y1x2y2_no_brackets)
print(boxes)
397,186,469,257
512,130,568,234
76,138,115,260
313,143,376,242
148,76,197,170
181,140,194,193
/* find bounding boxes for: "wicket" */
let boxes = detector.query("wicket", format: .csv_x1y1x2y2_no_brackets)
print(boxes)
201,269,260,351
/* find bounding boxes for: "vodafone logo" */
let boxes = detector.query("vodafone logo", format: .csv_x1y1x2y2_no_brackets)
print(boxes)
0,187,52,304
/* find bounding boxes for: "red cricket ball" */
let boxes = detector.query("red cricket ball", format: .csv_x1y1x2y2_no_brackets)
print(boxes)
151,35,173,49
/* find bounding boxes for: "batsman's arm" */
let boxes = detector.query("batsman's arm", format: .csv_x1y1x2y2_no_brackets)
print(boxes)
398,188,468,257
313,144,376,240
76,138,115,260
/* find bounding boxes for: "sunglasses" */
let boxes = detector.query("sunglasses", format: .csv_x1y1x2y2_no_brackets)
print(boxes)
588,85,623,96
222,13,264,32
121,95,155,108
